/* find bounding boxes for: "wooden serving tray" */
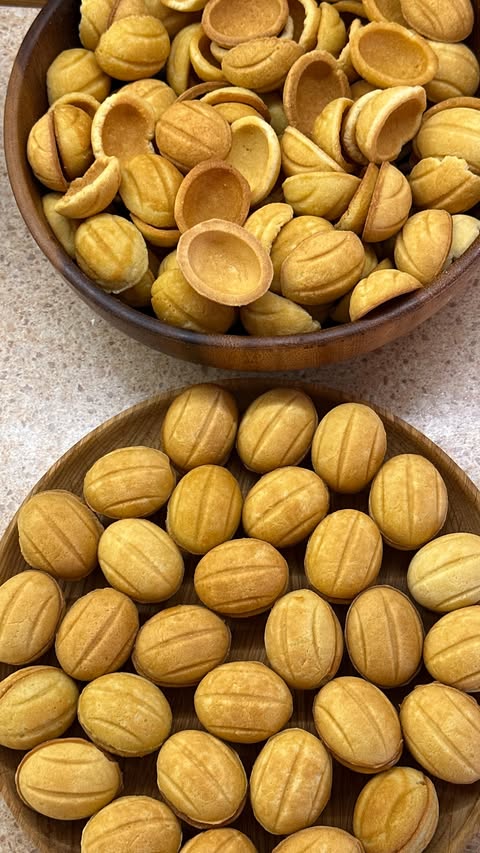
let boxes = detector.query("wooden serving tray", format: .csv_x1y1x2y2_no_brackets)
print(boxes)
0,380,479,852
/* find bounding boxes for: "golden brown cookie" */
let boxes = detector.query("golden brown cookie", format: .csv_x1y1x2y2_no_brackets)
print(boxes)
305,509,382,603
250,728,332,834
16,738,122,820
78,672,172,756
369,454,448,550
75,213,149,293
194,661,293,742
194,538,288,617
98,519,184,603
236,387,318,473
265,589,343,689
167,464,242,554
81,796,182,853
180,829,257,852
17,489,103,580
0,666,78,750
345,585,424,687
83,445,175,518
272,827,364,852
353,766,439,853
157,730,247,828
311,403,386,493
313,676,403,773
242,466,329,547
407,532,480,611
0,571,64,665
400,683,480,784
132,604,231,686
55,588,139,681
423,606,480,692
161,384,238,469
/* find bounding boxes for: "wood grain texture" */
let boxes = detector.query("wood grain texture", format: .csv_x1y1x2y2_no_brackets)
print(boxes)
0,380,479,852
4,0,480,370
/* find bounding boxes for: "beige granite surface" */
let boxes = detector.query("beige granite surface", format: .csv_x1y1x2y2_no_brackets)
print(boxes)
0,6,479,852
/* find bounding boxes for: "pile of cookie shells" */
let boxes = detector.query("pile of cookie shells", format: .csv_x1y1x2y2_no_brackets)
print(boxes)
27,0,480,336
1,384,479,852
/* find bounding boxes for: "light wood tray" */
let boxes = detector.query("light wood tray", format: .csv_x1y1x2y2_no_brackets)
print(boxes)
0,380,479,852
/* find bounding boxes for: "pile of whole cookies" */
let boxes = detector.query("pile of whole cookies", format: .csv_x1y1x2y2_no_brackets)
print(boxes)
27,0,480,336
1,383,479,852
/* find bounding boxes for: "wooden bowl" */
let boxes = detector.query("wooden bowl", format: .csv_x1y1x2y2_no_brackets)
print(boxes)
4,0,480,371
0,379,479,852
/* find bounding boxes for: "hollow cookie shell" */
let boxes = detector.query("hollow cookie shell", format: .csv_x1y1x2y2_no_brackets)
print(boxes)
400,683,480,784
174,160,251,233
407,532,480,611
265,589,343,689
226,116,281,206
394,209,452,285
120,153,183,228
194,661,293,743
16,738,122,821
283,50,351,135
78,672,172,757
132,604,231,686
353,767,439,853
202,0,289,47
0,571,64,666
244,204,294,252
241,293,321,336
349,22,438,88
313,676,403,773
46,48,111,105
305,510,382,603
362,162,412,242
425,41,480,104
349,269,422,321
283,173,361,221
75,214,149,293
42,193,78,257
17,489,103,580
270,214,333,290
345,585,424,687
180,829,257,852
54,155,121,219
413,107,480,175
55,588,139,681
399,0,474,43
221,38,304,92
91,91,155,161
151,268,235,333
237,387,318,472
156,101,232,172
408,157,480,215
311,403,386,493
272,827,364,852
177,219,273,306
280,126,343,177
95,15,171,80
369,454,448,549
281,228,365,305
242,466,329,547
194,538,288,617
250,728,332,835
354,85,426,163
81,796,182,853
0,666,78,750
157,730,247,828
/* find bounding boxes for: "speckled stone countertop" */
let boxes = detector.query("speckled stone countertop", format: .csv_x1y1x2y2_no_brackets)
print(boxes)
1,6,480,852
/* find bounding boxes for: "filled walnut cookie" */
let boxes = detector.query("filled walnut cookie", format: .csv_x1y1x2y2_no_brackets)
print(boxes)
161,384,238,470
84,445,175,518
353,766,439,853
194,538,288,617
81,796,182,853
15,738,122,821
250,728,332,835
180,829,257,852
423,606,480,692
0,571,64,666
313,676,403,773
157,730,247,828
132,604,231,686
369,454,448,549
0,666,78,751
17,489,103,580
265,589,343,689
272,826,364,851
194,661,293,743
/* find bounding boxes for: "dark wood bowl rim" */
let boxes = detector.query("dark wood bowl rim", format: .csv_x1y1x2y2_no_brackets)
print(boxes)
4,0,480,357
